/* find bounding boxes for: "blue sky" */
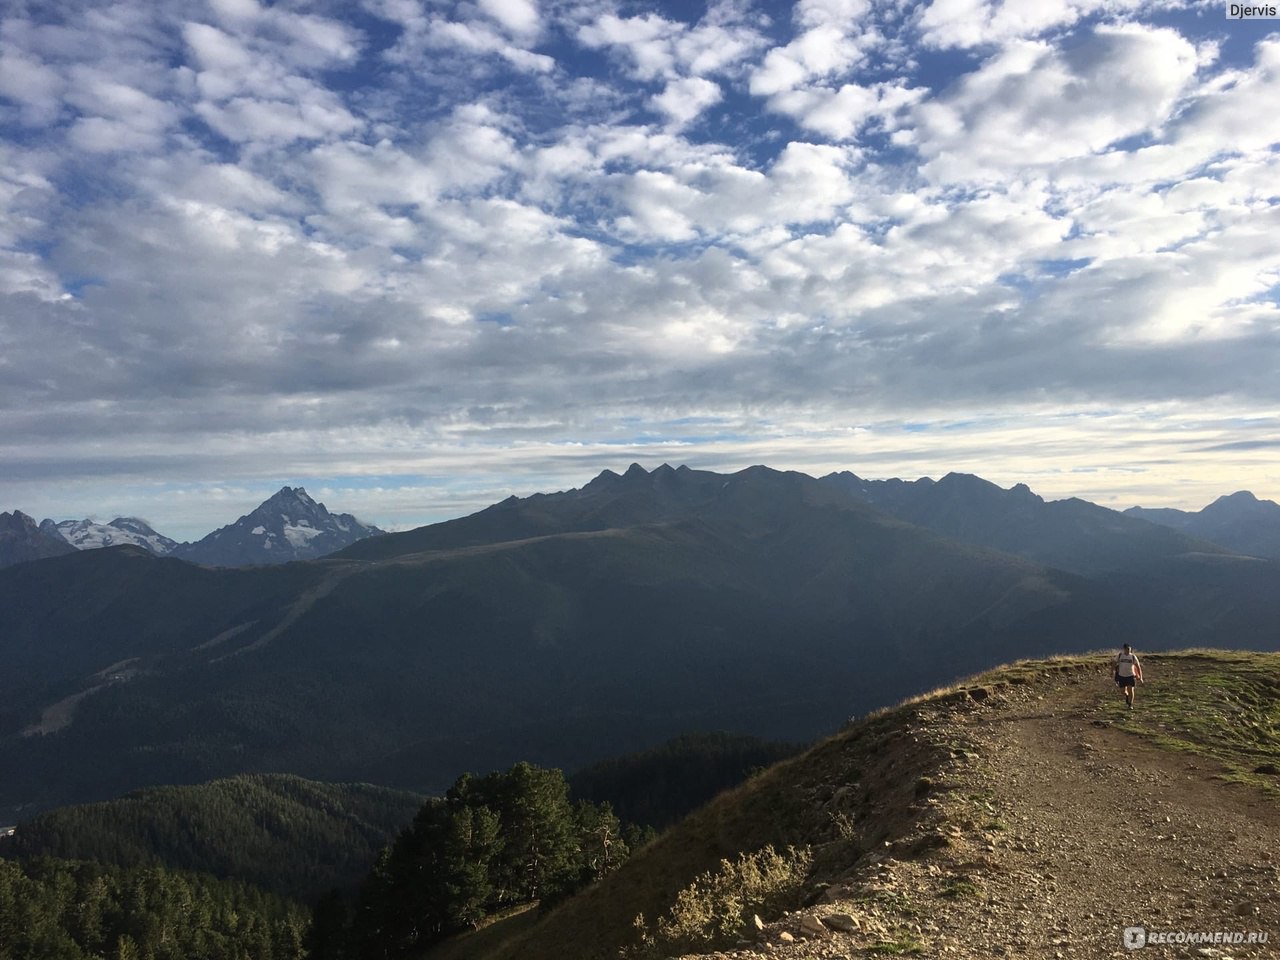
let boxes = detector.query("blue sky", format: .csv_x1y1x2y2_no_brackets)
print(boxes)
1,0,1278,539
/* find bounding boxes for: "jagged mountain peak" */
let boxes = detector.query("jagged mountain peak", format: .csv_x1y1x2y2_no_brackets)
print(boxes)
0,510,78,569
173,487,383,567
263,486,319,508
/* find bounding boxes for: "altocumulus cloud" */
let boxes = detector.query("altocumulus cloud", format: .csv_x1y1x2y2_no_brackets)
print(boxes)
0,0,1278,537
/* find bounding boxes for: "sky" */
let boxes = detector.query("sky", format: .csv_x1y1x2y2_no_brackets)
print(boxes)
1,0,1278,540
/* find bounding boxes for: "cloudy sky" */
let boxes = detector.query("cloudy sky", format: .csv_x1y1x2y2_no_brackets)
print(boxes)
1,0,1278,539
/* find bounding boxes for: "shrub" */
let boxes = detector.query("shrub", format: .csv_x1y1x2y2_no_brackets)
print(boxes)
628,844,812,957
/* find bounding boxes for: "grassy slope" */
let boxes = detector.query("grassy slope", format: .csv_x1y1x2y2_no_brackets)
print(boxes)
1110,649,1280,795
428,649,1280,960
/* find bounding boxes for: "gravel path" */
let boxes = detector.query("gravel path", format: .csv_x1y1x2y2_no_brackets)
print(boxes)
678,664,1278,960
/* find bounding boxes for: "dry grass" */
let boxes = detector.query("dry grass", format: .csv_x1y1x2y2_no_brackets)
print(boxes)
418,905,540,960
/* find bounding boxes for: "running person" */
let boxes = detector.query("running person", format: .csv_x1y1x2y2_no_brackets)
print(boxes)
1113,644,1143,709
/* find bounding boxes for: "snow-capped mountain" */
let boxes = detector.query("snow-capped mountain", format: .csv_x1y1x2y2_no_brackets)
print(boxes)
0,510,79,569
172,487,384,566
40,517,178,556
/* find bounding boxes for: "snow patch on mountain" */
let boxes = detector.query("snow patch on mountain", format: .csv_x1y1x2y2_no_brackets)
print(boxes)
40,517,178,556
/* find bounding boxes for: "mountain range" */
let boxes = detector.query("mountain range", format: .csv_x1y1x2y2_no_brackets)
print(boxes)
819,470,1234,575
1,487,383,569
2,463,1277,819
1126,490,1280,559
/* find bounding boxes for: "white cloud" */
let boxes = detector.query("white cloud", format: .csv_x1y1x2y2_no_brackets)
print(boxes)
750,23,868,96
375,1,553,75
650,76,723,126
0,48,65,125
606,141,860,243
578,10,766,81
478,0,541,38
2,0,1279,528
917,0,1152,49
1173,37,1280,155
914,25,1201,181
765,80,925,140
196,94,361,144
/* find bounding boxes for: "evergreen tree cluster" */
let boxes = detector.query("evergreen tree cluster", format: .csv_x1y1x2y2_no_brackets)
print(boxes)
0,857,308,960
328,762,639,959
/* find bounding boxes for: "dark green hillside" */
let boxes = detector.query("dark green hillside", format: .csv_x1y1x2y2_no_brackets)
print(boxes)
0,544,322,736
568,732,802,829
4,466,1279,818
0,774,423,901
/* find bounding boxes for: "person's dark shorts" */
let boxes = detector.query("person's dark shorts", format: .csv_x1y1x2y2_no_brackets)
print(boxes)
1116,675,1136,688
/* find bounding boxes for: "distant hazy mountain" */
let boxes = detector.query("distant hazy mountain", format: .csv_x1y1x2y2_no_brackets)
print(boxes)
1126,491,1280,560
40,516,178,556
819,470,1230,576
173,486,384,566
4,463,1277,817
0,511,77,569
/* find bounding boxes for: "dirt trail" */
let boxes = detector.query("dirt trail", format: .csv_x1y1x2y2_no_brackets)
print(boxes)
685,663,1279,959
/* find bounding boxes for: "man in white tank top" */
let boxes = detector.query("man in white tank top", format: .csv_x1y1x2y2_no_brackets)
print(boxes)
1113,644,1144,710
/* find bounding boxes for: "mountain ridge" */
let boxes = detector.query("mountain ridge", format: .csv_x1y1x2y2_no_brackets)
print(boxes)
3,465,1278,818
819,469,1236,576
9,486,384,569
1126,489,1280,559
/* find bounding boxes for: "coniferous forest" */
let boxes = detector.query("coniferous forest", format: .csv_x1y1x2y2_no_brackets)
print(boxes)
0,857,309,960
5,747,788,960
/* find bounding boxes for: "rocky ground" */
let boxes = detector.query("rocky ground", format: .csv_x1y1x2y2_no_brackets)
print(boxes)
679,661,1279,960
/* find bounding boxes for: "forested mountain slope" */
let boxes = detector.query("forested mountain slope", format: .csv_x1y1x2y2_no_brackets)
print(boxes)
4,465,1277,819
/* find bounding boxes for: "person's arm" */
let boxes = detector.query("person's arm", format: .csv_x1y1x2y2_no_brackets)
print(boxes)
1135,656,1144,682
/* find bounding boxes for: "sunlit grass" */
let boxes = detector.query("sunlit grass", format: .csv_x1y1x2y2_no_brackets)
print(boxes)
1113,650,1280,796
